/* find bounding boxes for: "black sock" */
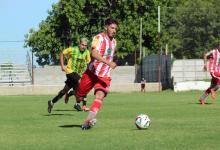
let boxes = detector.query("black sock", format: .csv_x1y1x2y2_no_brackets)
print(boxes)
52,91,65,103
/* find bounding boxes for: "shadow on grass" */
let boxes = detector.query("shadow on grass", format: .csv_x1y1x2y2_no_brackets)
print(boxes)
59,124,82,128
189,102,213,105
54,109,76,112
43,113,74,116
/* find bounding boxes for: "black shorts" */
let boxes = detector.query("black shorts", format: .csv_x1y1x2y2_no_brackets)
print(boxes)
65,72,81,90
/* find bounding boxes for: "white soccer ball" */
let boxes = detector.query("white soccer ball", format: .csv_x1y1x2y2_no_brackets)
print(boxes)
135,114,151,129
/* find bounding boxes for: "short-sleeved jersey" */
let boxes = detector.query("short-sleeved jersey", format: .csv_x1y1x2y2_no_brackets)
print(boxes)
208,49,220,73
62,46,90,76
88,32,117,77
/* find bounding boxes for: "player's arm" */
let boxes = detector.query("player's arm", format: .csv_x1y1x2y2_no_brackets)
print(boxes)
59,52,66,72
91,48,117,69
60,47,71,72
203,51,212,71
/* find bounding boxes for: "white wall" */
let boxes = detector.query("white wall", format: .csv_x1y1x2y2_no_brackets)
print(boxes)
171,59,211,83
34,66,136,85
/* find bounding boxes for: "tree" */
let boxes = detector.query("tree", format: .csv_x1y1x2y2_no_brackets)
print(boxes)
161,0,220,59
25,0,164,66
25,0,88,66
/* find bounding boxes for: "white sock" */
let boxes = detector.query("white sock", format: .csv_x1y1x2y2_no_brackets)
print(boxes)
86,111,96,122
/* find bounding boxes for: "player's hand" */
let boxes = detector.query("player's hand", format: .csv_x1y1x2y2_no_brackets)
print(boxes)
108,62,117,69
61,66,66,72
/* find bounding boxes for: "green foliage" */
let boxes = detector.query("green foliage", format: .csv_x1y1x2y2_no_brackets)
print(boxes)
25,0,220,65
161,0,220,59
25,0,162,66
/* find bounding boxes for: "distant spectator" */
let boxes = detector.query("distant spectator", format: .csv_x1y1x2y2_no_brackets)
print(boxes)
141,78,146,92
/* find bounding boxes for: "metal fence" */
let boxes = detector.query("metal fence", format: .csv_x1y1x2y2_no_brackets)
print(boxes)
0,42,33,86
135,54,172,89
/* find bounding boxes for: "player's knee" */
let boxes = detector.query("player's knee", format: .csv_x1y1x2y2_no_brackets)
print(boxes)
95,90,105,101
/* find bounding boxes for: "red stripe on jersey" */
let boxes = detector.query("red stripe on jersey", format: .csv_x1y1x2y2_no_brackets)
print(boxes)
211,50,217,72
89,32,116,77
93,34,107,76
99,40,113,77
209,50,220,73
209,56,213,72
103,39,114,77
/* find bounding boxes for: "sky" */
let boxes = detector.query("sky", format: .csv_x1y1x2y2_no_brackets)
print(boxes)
0,0,58,65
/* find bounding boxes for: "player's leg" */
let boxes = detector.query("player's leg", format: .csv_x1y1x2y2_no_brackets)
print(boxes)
64,90,75,104
82,77,110,130
211,78,220,100
81,90,105,130
68,72,83,111
199,76,217,104
64,89,87,111
82,95,89,111
75,70,94,111
48,85,70,113
209,73,220,99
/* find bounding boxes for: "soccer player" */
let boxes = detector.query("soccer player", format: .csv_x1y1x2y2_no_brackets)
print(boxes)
199,42,220,105
47,38,90,113
75,19,118,130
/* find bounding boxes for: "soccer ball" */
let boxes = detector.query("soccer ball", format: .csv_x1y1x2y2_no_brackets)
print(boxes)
135,114,151,129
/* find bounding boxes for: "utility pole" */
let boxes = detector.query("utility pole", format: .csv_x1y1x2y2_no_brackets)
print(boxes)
157,6,161,91
139,18,143,80
31,50,34,85
139,18,143,61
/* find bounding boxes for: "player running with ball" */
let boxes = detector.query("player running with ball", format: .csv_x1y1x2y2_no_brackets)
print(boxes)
75,19,118,130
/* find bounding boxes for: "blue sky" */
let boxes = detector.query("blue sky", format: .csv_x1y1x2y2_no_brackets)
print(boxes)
0,0,58,65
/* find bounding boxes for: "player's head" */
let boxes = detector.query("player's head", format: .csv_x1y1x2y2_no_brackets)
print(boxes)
104,19,118,39
79,38,89,51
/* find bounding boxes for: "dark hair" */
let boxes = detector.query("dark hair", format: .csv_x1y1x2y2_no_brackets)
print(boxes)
105,19,118,26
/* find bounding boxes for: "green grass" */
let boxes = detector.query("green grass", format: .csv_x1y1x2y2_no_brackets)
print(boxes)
1,91,220,150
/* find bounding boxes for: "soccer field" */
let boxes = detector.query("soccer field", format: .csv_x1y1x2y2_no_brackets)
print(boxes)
0,91,220,150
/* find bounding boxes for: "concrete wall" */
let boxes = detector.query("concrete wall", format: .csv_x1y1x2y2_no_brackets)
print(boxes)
0,66,161,95
171,59,212,91
0,59,214,94
33,66,136,85
171,59,211,83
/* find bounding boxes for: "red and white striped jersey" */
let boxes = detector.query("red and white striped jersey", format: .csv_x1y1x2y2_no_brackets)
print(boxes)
88,32,117,77
208,49,220,73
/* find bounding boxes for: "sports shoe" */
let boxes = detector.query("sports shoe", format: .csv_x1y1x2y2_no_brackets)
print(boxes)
64,93,69,104
199,99,205,105
82,105,89,111
74,103,82,111
81,119,97,130
48,100,53,113
81,123,91,130
210,89,216,100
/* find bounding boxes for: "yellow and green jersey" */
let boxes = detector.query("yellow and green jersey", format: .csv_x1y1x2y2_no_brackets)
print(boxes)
62,46,90,76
